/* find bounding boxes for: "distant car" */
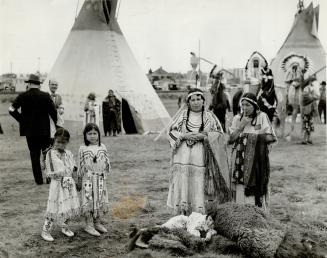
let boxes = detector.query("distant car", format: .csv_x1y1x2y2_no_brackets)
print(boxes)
0,83,15,92
153,84,162,90
168,83,179,90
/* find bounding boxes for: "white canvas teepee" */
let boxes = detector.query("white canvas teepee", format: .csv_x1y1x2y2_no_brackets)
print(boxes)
270,2,326,88
44,0,170,135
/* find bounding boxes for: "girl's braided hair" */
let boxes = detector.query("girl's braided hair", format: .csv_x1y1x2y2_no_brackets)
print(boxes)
186,88,205,132
54,127,70,142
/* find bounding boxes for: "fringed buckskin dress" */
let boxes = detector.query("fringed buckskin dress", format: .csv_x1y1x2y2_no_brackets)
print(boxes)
78,143,110,218
167,109,230,215
44,149,80,222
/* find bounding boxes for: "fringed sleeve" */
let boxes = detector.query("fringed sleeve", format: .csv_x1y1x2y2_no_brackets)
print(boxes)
167,110,186,150
77,146,86,177
66,150,78,179
101,143,111,178
45,150,69,179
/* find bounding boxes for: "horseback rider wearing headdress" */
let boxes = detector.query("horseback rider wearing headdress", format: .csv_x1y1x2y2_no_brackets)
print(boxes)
257,65,278,122
284,63,304,133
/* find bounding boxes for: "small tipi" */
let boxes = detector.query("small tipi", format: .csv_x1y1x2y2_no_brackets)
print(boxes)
44,0,170,134
270,1,326,88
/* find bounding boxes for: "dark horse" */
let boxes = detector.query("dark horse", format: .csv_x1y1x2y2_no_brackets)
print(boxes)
209,68,230,132
256,66,278,123
232,89,243,116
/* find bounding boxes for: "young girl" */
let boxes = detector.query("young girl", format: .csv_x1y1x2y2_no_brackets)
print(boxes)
78,123,110,236
84,93,100,127
41,128,80,242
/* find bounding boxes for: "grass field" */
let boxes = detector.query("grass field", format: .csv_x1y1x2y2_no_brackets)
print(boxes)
0,94,326,257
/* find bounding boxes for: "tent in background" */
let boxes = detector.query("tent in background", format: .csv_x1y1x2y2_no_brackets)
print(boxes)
270,2,326,88
43,0,171,135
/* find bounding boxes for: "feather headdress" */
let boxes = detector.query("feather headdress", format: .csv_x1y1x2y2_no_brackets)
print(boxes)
281,53,311,73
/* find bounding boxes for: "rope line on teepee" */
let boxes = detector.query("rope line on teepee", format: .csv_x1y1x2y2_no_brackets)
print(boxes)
75,0,80,20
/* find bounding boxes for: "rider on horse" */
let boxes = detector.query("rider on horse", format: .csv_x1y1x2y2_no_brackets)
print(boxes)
257,64,278,123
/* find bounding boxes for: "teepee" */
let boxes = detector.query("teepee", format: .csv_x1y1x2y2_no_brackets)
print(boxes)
270,2,326,88
44,0,170,134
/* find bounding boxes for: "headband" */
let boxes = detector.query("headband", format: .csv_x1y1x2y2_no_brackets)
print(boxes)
187,91,204,99
241,97,258,107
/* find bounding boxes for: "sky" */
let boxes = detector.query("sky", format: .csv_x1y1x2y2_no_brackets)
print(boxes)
0,0,326,75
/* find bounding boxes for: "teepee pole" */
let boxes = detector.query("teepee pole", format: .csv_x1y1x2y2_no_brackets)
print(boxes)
75,0,80,20
116,0,122,19
154,104,186,142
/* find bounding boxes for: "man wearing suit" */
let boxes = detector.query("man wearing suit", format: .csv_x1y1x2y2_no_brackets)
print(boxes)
48,78,63,144
9,74,58,185
48,78,62,109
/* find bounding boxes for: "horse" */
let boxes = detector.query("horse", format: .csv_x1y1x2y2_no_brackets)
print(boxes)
209,71,230,132
257,66,278,123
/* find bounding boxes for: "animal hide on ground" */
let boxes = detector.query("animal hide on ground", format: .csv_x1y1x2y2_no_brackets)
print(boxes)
128,202,327,258
209,202,327,258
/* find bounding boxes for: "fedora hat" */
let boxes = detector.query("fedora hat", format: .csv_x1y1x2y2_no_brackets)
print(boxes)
25,74,41,85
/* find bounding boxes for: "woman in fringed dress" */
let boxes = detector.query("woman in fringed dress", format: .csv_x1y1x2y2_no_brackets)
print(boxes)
167,88,231,216
228,92,277,210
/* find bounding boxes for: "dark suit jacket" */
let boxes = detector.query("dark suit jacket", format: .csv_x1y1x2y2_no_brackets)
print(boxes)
50,93,62,109
9,88,58,137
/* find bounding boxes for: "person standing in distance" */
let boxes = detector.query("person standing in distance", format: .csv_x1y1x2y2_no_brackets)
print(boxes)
48,78,64,143
48,79,62,109
9,74,58,185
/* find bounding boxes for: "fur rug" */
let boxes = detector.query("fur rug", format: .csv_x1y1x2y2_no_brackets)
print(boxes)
128,203,327,257
208,202,327,258
128,226,240,256
208,202,285,257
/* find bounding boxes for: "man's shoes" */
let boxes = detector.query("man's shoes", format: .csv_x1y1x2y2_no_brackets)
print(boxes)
41,231,54,242
301,141,308,145
307,140,313,144
94,223,108,233
84,226,101,236
61,227,74,237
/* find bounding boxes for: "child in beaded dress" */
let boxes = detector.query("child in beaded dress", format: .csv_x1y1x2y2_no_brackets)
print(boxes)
78,123,110,236
41,128,80,242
